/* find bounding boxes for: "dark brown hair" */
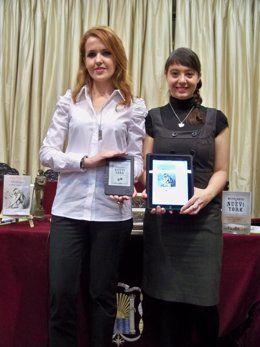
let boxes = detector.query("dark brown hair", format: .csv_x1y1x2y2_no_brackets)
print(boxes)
165,47,204,124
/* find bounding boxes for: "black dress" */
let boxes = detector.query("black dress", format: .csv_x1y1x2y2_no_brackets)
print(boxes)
143,97,228,306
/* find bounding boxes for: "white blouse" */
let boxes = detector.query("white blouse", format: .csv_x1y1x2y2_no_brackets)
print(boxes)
40,87,147,221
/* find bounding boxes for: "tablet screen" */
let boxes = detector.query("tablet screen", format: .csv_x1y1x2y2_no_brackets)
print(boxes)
104,156,134,196
146,154,194,210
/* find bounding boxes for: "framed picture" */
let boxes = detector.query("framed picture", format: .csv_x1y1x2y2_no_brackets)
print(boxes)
104,156,134,196
146,154,194,210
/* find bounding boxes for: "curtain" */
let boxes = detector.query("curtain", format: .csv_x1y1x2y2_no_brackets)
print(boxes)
0,0,172,179
175,0,260,217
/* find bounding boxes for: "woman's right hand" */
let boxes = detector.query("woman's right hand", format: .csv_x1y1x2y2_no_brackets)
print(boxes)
141,189,166,215
150,205,166,215
141,188,147,199
84,151,127,168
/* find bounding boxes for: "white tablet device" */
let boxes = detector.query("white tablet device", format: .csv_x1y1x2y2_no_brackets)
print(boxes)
146,153,194,210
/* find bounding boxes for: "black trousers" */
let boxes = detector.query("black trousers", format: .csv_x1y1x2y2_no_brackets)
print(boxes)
48,215,132,347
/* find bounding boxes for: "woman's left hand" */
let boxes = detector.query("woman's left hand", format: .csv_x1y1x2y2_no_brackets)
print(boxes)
180,187,212,215
110,186,137,205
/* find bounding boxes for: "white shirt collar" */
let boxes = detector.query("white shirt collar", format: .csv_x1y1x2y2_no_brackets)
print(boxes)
76,85,125,102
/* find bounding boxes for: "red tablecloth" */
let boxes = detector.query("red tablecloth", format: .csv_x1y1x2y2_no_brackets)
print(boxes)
0,219,259,347
0,219,49,347
219,233,260,345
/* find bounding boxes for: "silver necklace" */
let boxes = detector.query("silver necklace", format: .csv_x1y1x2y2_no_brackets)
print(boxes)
97,112,103,140
169,103,195,128
98,125,102,140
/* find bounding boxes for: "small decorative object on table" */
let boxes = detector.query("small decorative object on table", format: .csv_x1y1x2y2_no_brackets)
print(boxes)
33,170,47,219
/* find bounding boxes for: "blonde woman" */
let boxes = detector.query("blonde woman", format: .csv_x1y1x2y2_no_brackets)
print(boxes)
40,26,147,347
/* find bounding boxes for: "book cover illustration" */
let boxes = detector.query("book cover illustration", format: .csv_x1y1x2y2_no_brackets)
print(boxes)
2,175,31,216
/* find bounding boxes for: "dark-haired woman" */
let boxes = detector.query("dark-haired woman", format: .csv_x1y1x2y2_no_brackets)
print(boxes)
140,47,229,347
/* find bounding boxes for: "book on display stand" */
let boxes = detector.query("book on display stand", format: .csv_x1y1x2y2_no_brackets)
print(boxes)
0,175,34,227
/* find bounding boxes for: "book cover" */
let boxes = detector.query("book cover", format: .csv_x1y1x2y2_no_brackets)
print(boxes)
2,175,31,216
222,191,252,234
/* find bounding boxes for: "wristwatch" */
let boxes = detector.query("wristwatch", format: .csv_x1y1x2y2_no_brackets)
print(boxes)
80,156,88,169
